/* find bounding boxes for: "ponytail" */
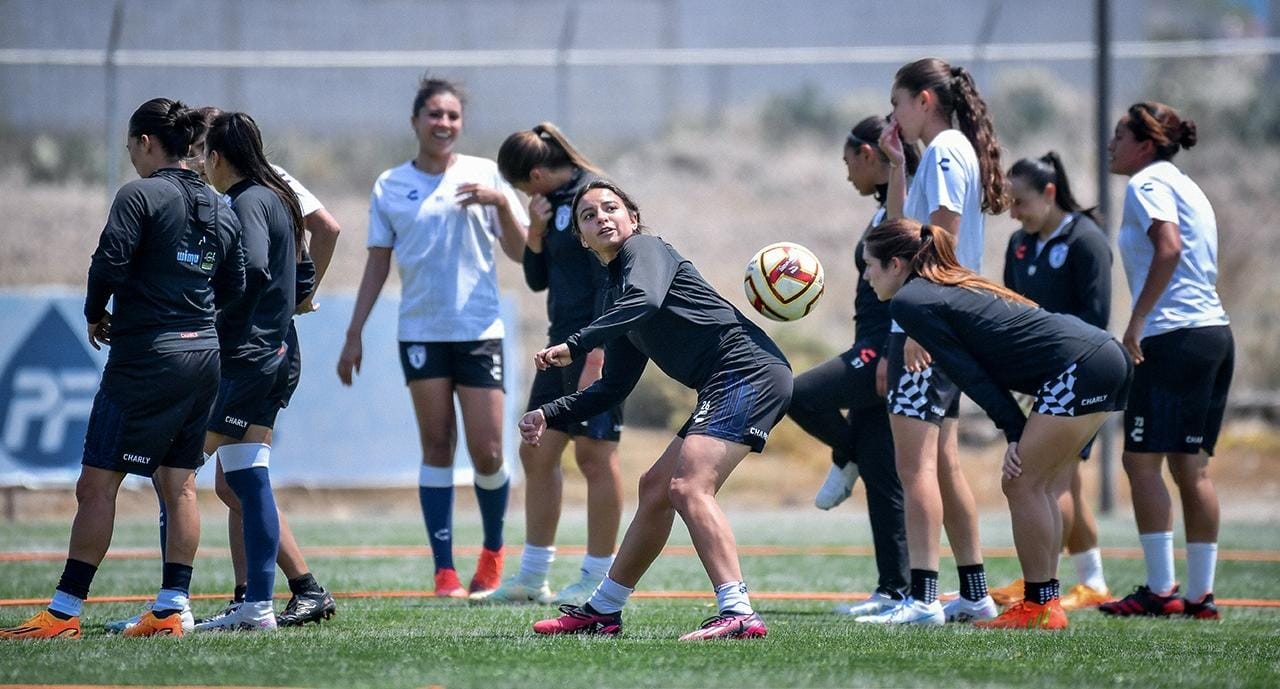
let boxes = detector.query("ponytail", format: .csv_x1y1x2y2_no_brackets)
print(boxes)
498,121,603,185
1008,151,1100,224
866,218,1035,306
1125,101,1198,161
128,98,206,160
206,112,306,258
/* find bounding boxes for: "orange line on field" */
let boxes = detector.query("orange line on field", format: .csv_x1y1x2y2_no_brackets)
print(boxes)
0,686,307,689
6,543,1280,562
1,590,1278,609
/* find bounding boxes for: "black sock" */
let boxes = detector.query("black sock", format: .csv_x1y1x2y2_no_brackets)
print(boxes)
55,558,97,601
233,584,248,603
958,563,988,602
876,586,905,601
161,562,193,594
910,569,939,604
288,573,322,596
1024,580,1057,605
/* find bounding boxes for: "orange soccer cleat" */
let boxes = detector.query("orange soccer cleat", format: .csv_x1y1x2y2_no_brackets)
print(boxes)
434,568,468,598
974,599,1068,630
121,610,185,637
1060,583,1114,610
988,578,1025,607
469,547,505,594
0,610,81,640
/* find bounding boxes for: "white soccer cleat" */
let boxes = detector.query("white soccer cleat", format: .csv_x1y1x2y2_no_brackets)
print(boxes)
553,576,604,607
833,590,903,617
194,600,276,632
468,576,554,605
104,602,194,634
814,463,859,510
942,594,999,623
854,596,945,625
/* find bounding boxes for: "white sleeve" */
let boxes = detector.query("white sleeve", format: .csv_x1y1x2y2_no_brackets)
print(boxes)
366,182,395,249
273,165,324,216
486,169,529,236
1130,178,1178,228
918,143,968,217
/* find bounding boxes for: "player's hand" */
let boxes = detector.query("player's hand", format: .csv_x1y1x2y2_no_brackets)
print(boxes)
519,409,547,446
878,119,907,169
1002,442,1023,479
1122,316,1144,365
875,356,888,398
528,194,553,239
337,333,362,386
456,183,507,209
903,337,932,373
534,343,572,370
87,313,111,350
295,296,319,315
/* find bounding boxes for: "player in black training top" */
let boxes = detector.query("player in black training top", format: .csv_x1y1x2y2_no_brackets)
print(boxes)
863,217,1131,630
1,98,245,640
523,181,791,640
472,123,625,606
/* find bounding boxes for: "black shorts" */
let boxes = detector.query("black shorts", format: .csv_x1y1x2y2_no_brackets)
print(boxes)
399,339,504,389
82,349,219,477
208,345,299,439
677,362,792,453
1034,339,1132,418
1125,325,1234,456
886,332,960,424
526,354,623,442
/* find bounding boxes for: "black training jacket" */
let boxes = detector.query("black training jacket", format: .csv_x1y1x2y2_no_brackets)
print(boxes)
1002,213,1112,329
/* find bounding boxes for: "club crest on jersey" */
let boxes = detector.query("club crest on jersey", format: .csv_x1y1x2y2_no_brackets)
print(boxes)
555,205,572,231
1048,244,1069,269
407,344,427,369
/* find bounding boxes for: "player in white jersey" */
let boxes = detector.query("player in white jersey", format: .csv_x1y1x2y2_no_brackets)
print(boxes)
1099,102,1232,621
338,76,528,598
862,57,1008,625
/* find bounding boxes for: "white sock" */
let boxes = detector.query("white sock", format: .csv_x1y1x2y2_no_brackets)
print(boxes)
1071,548,1107,592
518,544,555,585
580,553,614,580
154,587,190,612
474,466,508,490
1139,531,1176,595
586,576,633,614
1185,542,1218,602
49,590,83,618
244,599,275,620
419,464,453,487
715,581,754,615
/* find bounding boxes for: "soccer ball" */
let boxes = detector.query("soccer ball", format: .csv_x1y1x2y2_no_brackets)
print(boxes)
744,242,825,322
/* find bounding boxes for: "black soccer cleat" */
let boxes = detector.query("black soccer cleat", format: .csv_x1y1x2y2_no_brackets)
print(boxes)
276,588,337,627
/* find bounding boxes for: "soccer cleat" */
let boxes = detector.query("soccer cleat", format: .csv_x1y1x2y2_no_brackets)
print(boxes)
276,588,337,626
434,568,468,599
989,578,1025,607
1098,585,1185,617
532,604,622,636
1182,593,1221,620
943,594,998,623
194,601,276,632
195,599,242,625
0,610,81,640
470,547,504,594
1060,583,1114,611
122,610,185,637
974,599,1068,630
814,463,859,510
552,576,603,607
833,589,904,617
106,602,195,634
679,611,768,640
854,596,945,625
469,577,554,605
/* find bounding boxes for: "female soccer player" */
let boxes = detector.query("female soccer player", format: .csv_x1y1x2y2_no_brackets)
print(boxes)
525,181,791,639
339,77,528,597
472,123,624,606
865,57,1007,625
863,218,1131,630
192,111,312,632
787,115,915,617
0,98,244,639
1098,103,1232,620
991,152,1114,610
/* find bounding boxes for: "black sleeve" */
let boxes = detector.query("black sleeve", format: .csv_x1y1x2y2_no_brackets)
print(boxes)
565,237,676,359
1002,233,1019,290
220,195,273,324
85,184,147,322
892,294,1028,442
1071,227,1112,330
295,242,316,306
211,199,246,310
522,245,549,292
540,335,648,425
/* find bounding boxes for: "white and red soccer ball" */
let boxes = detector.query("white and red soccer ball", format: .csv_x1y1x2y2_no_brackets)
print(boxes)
744,242,825,322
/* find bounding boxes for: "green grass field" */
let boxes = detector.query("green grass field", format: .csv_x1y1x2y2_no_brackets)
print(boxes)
2,509,1279,689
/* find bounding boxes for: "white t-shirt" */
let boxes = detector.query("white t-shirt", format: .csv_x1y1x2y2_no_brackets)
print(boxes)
274,165,323,216
1118,160,1229,338
367,155,528,342
894,129,986,333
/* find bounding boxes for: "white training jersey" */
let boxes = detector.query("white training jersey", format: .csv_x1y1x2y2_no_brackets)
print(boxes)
274,164,323,216
894,129,985,333
1118,160,1229,338
367,155,528,342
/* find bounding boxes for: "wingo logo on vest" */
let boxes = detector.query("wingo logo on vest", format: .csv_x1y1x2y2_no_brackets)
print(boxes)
176,249,200,265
